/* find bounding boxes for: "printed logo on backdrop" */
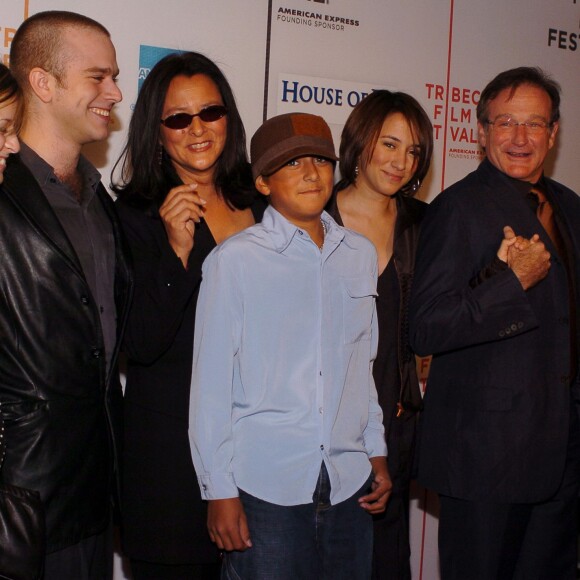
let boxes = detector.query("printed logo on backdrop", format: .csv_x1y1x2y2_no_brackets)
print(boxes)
277,73,391,123
276,73,391,145
276,2,359,32
425,82,484,163
548,1,580,51
138,45,181,92
1,0,28,66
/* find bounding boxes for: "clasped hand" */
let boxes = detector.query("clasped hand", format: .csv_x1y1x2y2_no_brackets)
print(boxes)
497,226,551,290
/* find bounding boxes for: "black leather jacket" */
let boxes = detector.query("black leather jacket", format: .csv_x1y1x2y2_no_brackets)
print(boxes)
0,155,132,552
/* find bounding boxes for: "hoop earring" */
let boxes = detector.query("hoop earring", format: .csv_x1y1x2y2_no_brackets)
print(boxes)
157,144,164,166
354,165,359,177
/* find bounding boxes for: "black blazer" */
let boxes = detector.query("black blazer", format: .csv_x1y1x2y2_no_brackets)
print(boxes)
409,159,580,503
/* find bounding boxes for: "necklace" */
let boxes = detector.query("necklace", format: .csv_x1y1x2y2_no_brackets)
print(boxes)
318,219,327,251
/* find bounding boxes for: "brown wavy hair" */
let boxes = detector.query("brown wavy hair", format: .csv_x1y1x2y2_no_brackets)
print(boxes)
337,90,433,197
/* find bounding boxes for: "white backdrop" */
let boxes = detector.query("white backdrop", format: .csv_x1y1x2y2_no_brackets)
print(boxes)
3,1,579,578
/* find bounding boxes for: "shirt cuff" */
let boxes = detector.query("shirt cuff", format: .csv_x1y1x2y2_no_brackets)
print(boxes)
197,472,239,500
364,432,388,459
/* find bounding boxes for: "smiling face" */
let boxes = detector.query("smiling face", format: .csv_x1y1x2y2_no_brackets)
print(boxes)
51,27,122,147
256,156,334,228
477,84,558,183
0,98,20,184
159,74,227,183
357,112,420,198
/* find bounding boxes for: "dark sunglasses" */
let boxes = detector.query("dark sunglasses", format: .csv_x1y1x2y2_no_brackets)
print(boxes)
160,105,228,130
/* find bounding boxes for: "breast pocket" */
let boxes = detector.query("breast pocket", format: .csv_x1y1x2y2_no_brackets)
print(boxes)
342,276,378,344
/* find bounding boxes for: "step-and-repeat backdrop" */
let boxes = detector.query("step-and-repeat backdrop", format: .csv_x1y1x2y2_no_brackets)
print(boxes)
3,1,578,578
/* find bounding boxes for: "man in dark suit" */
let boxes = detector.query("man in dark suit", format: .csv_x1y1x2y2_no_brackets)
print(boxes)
410,67,580,578
1,11,132,579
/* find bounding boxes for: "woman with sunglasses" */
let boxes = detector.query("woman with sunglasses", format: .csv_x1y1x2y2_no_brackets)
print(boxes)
112,52,266,579
326,90,433,580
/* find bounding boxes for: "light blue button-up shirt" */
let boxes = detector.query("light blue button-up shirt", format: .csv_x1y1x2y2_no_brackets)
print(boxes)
189,206,386,506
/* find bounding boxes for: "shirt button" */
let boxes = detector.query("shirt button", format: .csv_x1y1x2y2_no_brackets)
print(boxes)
80,295,89,305
319,407,323,414
91,348,102,359
202,484,207,490
298,230,303,235
320,445,324,450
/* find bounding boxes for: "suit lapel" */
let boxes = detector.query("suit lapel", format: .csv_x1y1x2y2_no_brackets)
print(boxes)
546,180,580,254
3,154,85,278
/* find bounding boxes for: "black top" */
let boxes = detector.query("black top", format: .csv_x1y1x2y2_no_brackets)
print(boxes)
116,186,266,563
326,195,422,494
373,259,401,435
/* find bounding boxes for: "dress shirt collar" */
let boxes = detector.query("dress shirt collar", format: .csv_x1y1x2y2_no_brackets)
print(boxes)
480,157,547,200
18,141,101,194
261,205,347,254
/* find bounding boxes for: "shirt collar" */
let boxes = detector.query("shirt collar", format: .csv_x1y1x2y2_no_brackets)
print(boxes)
261,205,346,254
481,157,546,199
18,141,101,193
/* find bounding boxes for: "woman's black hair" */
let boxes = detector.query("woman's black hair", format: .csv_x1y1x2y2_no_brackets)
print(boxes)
112,51,255,208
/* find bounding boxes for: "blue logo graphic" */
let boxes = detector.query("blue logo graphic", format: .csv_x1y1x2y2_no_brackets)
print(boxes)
138,45,182,91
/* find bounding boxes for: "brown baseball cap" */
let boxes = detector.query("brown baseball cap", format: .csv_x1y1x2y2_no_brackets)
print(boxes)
250,112,337,180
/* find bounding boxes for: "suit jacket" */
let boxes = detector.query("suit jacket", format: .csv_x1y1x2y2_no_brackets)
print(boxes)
409,158,580,503
0,154,133,551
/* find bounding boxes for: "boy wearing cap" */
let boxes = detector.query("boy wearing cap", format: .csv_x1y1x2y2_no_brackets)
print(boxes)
189,113,391,579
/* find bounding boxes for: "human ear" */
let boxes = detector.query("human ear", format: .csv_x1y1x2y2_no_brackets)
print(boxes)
547,121,559,150
255,175,271,197
477,121,487,150
28,68,55,103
